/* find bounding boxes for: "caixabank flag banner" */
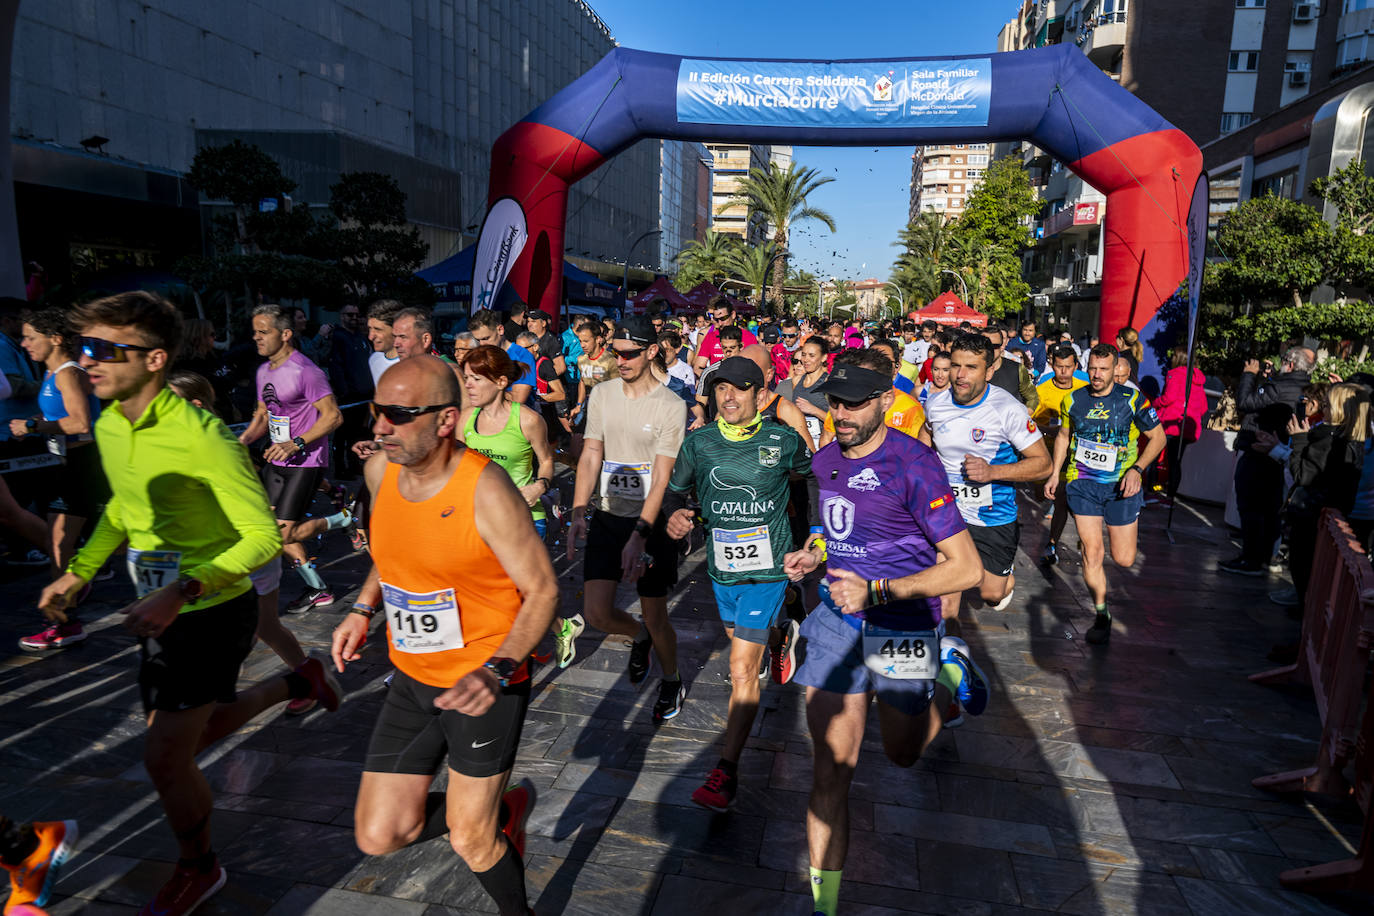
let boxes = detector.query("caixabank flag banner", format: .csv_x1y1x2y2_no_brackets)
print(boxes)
676,58,992,129
470,197,528,314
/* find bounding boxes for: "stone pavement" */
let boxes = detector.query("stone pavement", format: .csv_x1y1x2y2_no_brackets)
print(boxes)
2,491,1371,915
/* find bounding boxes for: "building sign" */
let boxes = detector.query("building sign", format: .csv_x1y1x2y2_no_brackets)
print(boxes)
676,58,992,128
470,197,528,314
1043,200,1103,237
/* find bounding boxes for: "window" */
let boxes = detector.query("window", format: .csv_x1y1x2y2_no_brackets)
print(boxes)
965,169,982,181
1228,51,1259,71
952,184,964,193
950,199,963,209
969,154,989,166
1220,111,1253,133
1252,170,1297,199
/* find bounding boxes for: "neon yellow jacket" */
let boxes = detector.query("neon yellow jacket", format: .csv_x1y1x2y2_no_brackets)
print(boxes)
68,387,282,611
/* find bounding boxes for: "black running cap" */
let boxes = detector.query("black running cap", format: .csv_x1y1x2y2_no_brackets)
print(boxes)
814,365,890,402
612,316,656,345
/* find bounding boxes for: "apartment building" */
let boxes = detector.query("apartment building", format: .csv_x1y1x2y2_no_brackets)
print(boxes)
703,143,773,245
908,144,991,223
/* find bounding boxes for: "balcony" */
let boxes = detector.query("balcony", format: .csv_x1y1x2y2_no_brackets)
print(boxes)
1078,12,1126,69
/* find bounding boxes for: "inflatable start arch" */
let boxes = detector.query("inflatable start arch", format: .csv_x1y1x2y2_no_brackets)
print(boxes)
488,44,1203,348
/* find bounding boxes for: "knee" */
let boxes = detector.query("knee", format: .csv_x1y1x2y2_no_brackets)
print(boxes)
978,585,1005,606
729,650,764,687
811,756,854,794
884,745,922,769
354,819,412,858
1081,545,1105,568
1110,547,1136,569
448,823,499,866
143,741,192,786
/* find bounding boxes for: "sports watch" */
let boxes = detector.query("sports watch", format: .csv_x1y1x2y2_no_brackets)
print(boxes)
176,575,204,602
292,435,307,452
483,657,519,686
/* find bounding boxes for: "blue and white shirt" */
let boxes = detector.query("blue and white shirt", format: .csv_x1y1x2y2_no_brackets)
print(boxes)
925,385,1044,527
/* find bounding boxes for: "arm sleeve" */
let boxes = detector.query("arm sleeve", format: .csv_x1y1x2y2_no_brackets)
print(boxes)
184,425,283,591
66,495,129,580
908,448,966,545
1007,408,1045,453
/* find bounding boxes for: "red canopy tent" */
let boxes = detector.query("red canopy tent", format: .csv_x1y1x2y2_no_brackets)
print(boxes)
910,292,988,328
628,276,692,315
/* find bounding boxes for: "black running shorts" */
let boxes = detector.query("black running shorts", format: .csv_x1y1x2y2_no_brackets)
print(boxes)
138,590,258,714
968,520,1020,578
364,668,530,778
260,463,322,522
582,510,679,598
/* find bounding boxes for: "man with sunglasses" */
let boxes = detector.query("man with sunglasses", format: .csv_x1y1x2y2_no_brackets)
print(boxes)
693,297,757,372
770,316,802,382
781,354,987,916
333,355,556,916
567,317,688,722
921,334,1050,643
818,348,926,448
40,292,343,916
469,310,535,405
238,304,344,614
662,356,819,811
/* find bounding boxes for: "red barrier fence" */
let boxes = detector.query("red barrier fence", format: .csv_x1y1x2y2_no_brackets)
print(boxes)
1250,509,1374,893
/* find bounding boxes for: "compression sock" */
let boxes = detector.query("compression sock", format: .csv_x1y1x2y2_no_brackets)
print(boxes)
415,792,450,843
635,621,650,641
294,559,326,591
936,659,964,699
322,508,352,530
809,867,842,916
0,816,38,866
473,835,529,916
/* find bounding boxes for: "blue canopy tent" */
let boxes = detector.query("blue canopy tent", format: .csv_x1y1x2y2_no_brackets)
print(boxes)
418,245,622,321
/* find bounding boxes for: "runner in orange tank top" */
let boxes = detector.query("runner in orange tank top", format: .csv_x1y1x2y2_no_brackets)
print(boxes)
330,355,556,916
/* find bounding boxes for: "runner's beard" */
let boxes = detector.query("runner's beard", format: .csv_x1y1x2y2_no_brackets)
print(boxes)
835,410,885,448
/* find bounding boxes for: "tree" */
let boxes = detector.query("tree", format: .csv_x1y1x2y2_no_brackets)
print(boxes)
1209,193,1331,308
723,243,777,308
890,212,954,306
673,231,738,290
1310,159,1374,237
717,162,836,306
318,172,430,303
958,155,1040,252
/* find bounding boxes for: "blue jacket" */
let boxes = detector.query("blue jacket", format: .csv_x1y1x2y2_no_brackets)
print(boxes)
1005,335,1047,375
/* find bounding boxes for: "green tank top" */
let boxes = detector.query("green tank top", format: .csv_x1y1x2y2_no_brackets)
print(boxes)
464,403,546,521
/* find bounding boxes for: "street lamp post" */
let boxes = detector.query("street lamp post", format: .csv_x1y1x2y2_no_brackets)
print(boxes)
623,228,663,311
939,268,968,303
884,282,905,319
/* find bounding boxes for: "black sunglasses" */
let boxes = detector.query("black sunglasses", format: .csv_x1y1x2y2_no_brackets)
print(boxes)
81,336,154,363
612,346,647,361
826,393,879,411
782,332,799,339
369,401,458,425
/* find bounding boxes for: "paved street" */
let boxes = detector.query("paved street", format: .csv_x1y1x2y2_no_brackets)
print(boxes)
2,492,1370,915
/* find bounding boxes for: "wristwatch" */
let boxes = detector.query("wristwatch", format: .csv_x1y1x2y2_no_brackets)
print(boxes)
25,418,36,431
483,657,520,686
633,518,653,538
292,436,307,452
176,575,204,602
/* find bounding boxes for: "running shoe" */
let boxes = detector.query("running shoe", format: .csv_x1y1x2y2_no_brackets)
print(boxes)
1041,542,1058,566
1085,614,1112,646
8,549,48,568
293,656,344,712
690,767,737,812
138,860,226,916
284,697,317,717
284,587,335,614
941,699,964,729
3,819,77,912
501,778,537,858
939,636,990,717
1268,586,1300,608
1218,557,1264,577
627,631,654,684
349,526,369,553
652,679,686,723
18,621,86,653
554,614,585,669
771,618,799,685
990,588,1015,612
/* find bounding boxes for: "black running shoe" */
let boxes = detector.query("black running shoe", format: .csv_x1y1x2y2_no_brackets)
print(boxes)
1085,614,1112,646
1218,556,1264,577
652,678,686,723
628,631,653,684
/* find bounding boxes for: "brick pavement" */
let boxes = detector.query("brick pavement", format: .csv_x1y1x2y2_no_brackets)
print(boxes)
1,492,1370,915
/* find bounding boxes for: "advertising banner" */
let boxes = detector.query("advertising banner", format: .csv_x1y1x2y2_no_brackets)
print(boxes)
676,58,992,128
1184,173,1209,357
470,197,528,314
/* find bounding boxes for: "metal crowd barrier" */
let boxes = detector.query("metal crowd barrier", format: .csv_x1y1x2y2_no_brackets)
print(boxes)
1250,509,1374,894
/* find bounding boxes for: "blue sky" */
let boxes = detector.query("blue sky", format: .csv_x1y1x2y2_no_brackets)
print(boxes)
588,0,1018,283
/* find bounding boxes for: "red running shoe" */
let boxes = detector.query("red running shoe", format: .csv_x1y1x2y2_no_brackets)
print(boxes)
771,618,799,685
137,860,226,916
501,778,537,858
18,621,86,653
293,656,343,713
690,767,737,812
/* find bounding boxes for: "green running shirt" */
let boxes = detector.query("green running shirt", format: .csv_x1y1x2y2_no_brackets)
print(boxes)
463,403,546,521
67,387,282,611
666,417,814,585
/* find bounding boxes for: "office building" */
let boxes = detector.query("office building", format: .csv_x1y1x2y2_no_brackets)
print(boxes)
908,144,991,222
703,142,775,246
10,0,659,291
658,140,709,273
991,0,1371,332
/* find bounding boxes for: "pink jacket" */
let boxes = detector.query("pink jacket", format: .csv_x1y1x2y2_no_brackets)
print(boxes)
1153,366,1207,440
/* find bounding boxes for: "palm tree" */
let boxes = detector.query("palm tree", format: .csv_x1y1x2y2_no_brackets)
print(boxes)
718,162,837,307
673,231,738,291
724,243,777,308
891,211,958,306
789,267,817,313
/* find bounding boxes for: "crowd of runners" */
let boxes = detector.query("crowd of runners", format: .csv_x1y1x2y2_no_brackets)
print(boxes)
2,290,1359,916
